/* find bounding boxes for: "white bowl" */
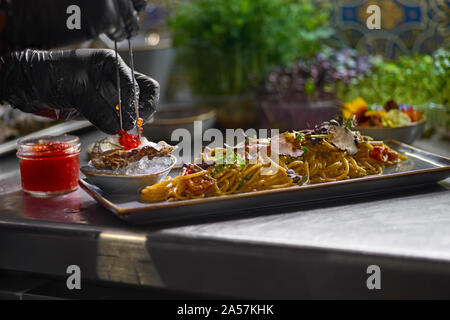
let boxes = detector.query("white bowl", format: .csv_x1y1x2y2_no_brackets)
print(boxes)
80,155,176,195
357,120,426,144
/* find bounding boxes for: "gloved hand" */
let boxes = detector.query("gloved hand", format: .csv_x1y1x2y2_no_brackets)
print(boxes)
0,49,159,134
0,0,147,53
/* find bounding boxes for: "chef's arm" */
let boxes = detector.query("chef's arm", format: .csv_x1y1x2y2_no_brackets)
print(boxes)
0,49,158,134
0,0,147,55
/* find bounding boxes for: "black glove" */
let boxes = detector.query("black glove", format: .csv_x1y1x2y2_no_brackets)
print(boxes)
0,49,159,134
0,0,147,53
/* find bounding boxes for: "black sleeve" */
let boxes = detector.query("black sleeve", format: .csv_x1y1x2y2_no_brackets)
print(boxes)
0,0,142,54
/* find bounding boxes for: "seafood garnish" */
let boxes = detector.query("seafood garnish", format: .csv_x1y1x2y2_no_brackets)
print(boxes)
88,136,176,170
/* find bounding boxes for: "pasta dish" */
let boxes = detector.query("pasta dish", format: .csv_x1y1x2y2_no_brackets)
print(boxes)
141,119,407,202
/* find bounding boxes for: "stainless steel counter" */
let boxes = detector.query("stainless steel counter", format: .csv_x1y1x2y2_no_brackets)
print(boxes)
0,128,450,299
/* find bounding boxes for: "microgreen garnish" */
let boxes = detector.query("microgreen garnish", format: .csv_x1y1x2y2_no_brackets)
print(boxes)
212,165,224,176
294,131,304,141
344,118,353,130
236,153,246,168
302,146,309,154
297,176,307,186
298,177,307,186
237,175,252,190
309,134,328,138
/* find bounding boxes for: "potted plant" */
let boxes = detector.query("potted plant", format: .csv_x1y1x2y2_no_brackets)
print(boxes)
168,0,333,128
259,47,371,130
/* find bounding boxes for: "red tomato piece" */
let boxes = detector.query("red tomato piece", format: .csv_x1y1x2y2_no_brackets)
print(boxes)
182,164,215,195
370,146,387,162
386,149,399,161
370,146,399,163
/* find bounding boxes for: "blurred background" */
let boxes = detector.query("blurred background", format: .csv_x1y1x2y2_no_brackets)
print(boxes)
1,0,449,148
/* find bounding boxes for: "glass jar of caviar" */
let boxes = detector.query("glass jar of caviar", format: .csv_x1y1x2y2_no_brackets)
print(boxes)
17,135,81,197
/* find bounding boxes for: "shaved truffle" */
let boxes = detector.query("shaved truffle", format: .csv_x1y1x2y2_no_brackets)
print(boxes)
271,132,305,158
329,126,358,155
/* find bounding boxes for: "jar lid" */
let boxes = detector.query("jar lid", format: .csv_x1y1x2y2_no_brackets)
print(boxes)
17,135,81,158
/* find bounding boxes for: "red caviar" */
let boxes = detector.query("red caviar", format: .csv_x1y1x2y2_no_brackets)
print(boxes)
118,129,140,150
17,135,81,197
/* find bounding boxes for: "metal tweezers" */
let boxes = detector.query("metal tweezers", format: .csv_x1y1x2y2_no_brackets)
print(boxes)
114,39,141,137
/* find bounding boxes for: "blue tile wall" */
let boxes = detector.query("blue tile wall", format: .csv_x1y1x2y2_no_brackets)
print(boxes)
329,0,449,57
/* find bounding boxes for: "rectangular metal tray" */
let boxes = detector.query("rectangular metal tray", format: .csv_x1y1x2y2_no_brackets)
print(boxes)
80,140,450,224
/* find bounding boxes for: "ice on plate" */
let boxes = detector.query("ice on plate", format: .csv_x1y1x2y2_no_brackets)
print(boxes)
86,156,173,175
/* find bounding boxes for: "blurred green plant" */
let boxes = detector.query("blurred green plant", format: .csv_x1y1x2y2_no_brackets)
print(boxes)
168,0,333,97
337,49,450,107
337,49,450,135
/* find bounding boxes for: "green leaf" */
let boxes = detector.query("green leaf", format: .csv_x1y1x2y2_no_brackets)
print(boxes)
345,118,353,130
212,165,224,176
294,131,304,140
302,146,309,155
297,176,308,186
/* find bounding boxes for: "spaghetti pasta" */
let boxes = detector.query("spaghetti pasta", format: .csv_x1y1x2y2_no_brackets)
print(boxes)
141,121,407,203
